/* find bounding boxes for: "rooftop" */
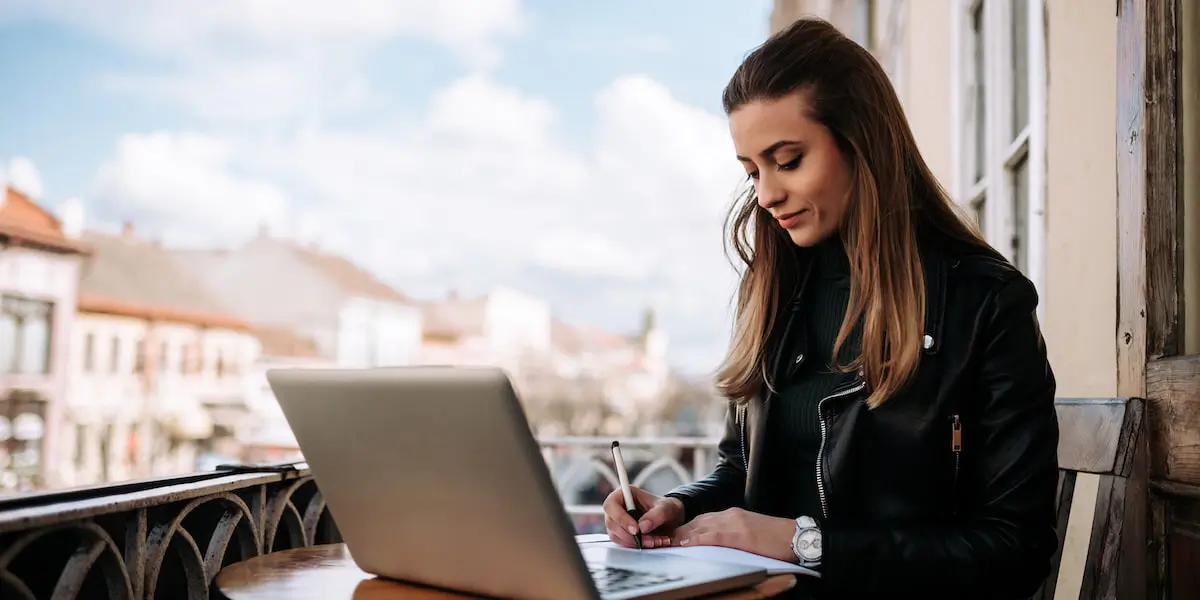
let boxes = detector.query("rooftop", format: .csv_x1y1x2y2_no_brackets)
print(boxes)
0,186,89,254
78,228,247,330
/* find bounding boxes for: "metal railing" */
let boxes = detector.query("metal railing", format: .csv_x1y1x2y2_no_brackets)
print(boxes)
539,436,720,519
0,436,719,599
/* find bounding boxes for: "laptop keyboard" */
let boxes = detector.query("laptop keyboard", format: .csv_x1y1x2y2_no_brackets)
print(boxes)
589,565,684,594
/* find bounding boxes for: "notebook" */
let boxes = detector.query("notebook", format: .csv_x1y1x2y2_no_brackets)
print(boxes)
576,535,820,578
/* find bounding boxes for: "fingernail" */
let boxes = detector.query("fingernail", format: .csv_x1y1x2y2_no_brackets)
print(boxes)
680,538,690,546
638,520,651,533
627,525,637,536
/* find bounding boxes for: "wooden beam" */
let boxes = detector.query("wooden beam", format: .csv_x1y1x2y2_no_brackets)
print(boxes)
1117,0,1150,399
1143,0,1183,359
1117,0,1183,372
1146,355,1200,484
1118,1,1182,598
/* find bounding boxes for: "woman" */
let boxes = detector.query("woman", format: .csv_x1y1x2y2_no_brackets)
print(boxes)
602,17,1059,599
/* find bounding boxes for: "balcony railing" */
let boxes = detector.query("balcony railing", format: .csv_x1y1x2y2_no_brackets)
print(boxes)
0,436,717,599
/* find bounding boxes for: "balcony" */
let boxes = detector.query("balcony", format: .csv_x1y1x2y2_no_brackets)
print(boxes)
0,436,716,599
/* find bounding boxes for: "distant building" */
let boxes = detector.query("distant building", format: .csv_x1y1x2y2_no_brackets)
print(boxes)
239,325,332,463
63,222,259,485
417,286,552,376
0,186,88,491
548,308,671,420
175,226,423,368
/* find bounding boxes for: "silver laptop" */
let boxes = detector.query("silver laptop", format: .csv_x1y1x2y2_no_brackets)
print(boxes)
267,366,767,600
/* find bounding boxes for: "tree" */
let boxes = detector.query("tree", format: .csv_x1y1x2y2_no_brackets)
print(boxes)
646,376,725,437
511,354,622,436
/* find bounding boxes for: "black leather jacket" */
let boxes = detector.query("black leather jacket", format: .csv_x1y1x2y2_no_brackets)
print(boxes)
666,237,1060,599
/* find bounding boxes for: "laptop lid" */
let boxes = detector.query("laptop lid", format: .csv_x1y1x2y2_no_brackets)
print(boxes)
267,366,600,600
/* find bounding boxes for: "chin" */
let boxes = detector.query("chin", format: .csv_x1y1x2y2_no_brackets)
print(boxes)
786,228,823,247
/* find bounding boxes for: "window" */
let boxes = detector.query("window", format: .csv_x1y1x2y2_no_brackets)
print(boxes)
880,0,907,104
134,339,145,373
182,343,200,374
849,0,875,48
110,337,120,373
954,0,1046,303
74,424,87,468
83,333,95,372
0,295,53,374
158,341,170,373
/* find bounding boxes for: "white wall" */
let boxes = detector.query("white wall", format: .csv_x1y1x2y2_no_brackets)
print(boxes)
1043,1,1117,397
337,297,423,368
484,286,553,357
62,312,262,485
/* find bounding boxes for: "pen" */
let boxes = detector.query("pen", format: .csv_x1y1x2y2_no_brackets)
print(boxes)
610,441,643,550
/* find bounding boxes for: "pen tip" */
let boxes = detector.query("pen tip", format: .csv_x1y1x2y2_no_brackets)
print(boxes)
611,440,619,449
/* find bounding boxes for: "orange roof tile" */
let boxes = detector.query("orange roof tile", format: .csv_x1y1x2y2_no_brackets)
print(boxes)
0,187,89,254
252,325,321,358
78,293,250,330
419,296,489,340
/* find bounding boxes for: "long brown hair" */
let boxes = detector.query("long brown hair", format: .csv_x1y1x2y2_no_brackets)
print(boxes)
716,18,993,408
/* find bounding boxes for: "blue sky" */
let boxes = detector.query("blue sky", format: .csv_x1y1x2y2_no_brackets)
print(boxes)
0,0,773,373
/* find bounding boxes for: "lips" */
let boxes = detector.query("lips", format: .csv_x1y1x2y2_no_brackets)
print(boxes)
775,209,807,229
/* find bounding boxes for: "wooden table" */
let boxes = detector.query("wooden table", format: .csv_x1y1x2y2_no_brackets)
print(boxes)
213,543,797,599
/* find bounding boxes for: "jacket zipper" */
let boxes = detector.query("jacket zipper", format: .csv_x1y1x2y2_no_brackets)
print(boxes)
737,404,748,473
815,380,867,520
951,413,962,513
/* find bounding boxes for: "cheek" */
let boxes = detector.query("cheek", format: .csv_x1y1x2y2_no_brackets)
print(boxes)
786,167,846,215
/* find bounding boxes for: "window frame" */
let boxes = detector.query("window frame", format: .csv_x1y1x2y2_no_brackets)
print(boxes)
0,294,55,375
951,0,1047,315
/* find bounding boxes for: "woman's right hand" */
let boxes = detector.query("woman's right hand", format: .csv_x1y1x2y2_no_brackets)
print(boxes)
602,486,686,549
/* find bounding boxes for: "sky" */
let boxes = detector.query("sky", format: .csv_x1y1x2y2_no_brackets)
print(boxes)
0,0,772,374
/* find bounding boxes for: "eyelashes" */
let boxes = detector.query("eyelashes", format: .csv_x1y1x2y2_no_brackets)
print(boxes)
747,155,803,180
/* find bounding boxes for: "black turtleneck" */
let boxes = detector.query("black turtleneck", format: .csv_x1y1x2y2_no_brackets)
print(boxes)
759,235,859,523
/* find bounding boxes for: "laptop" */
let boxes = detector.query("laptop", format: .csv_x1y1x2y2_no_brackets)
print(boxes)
267,366,768,600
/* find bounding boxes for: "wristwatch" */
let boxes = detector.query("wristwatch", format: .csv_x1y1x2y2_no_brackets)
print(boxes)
791,516,822,567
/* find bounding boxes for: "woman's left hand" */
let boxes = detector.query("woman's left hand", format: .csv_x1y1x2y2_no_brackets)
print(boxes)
670,507,798,562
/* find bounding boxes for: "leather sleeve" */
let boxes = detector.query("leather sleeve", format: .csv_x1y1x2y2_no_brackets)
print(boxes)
821,275,1060,598
663,401,747,522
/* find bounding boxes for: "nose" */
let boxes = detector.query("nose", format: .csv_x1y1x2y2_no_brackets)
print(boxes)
755,172,786,211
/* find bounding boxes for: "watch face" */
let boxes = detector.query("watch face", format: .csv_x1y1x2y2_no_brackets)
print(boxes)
795,529,822,561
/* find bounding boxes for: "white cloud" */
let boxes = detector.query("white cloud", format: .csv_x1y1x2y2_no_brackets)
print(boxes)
3,156,45,199
1,0,527,123
90,74,746,370
99,57,376,124
90,132,290,246
0,0,525,67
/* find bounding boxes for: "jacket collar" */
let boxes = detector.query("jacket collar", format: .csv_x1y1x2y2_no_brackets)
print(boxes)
775,235,950,369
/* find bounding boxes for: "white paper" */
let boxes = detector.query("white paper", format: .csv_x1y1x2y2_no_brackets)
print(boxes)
577,538,820,578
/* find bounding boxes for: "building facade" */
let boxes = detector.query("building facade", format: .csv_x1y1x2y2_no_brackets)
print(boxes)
238,325,333,464
62,224,260,486
0,186,87,491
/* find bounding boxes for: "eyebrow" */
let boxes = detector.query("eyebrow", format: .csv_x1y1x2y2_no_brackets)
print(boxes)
736,140,805,163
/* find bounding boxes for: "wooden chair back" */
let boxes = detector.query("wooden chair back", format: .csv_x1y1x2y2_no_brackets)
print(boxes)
1034,397,1145,600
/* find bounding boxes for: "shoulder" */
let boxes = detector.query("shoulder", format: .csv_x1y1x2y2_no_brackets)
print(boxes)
927,240,1040,319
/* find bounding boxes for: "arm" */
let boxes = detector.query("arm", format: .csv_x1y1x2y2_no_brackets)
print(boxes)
820,275,1060,598
663,401,747,522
